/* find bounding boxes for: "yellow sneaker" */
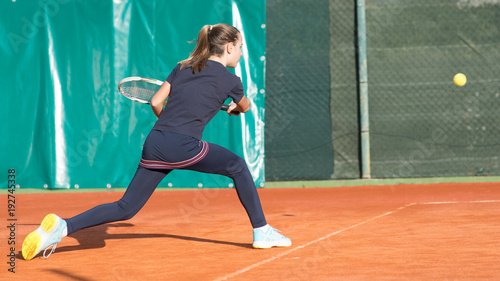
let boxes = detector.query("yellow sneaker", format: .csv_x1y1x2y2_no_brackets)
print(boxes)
22,214,66,260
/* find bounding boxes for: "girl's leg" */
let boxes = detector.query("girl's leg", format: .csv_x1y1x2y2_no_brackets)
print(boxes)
65,166,171,235
185,142,267,228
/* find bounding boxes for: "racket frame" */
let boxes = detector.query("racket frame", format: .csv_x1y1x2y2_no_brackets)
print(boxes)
118,76,164,104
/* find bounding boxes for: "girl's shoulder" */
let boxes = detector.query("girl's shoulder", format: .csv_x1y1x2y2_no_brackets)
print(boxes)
207,61,241,80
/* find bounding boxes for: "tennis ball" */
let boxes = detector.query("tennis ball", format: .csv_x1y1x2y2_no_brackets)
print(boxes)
453,73,466,87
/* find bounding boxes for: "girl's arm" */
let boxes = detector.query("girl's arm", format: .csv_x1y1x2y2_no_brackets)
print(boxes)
227,95,251,115
151,81,171,118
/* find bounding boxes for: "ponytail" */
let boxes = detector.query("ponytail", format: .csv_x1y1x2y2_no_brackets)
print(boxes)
180,24,240,73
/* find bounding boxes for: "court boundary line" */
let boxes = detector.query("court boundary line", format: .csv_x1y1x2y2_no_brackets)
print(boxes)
421,200,500,204
213,200,500,281
5,176,500,194
214,203,416,281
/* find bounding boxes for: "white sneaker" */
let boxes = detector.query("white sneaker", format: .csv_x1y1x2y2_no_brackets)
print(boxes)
253,226,292,249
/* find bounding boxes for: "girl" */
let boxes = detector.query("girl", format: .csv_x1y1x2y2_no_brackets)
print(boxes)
22,23,291,261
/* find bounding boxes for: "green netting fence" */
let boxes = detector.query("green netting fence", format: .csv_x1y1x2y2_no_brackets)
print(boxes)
265,0,500,180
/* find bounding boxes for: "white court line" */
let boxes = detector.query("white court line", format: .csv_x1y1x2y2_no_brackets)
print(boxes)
213,203,416,281
421,200,500,205
213,199,500,281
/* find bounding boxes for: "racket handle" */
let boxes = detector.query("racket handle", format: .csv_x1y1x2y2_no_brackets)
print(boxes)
221,104,240,115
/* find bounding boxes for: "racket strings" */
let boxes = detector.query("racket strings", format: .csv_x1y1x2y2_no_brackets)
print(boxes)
120,81,160,103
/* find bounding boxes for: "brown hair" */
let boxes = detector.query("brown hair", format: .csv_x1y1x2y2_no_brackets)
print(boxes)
180,23,240,73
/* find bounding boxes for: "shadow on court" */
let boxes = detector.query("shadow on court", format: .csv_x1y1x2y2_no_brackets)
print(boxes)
43,269,97,281
17,222,252,259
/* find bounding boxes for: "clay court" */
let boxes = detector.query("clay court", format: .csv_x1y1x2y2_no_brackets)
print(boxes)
3,1,500,280
5,181,500,280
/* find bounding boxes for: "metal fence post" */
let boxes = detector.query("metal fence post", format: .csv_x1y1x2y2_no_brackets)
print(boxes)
357,0,371,179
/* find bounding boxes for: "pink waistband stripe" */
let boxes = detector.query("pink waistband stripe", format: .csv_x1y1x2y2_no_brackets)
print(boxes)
139,141,209,169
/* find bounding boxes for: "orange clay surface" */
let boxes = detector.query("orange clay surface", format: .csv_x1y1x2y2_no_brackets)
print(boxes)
3,182,500,280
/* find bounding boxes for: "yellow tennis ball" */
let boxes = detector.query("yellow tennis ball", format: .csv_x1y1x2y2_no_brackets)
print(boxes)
454,73,466,86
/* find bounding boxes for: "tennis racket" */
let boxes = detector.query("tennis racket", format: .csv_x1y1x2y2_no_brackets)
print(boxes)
118,76,230,110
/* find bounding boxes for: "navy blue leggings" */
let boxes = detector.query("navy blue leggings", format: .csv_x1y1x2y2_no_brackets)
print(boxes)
66,130,267,234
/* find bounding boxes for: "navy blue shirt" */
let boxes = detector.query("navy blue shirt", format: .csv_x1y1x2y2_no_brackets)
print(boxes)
152,60,244,140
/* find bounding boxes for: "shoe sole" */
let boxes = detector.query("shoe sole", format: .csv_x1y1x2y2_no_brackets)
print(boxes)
253,240,292,249
22,214,59,261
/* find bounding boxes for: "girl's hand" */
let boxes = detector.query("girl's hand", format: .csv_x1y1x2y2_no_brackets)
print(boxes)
227,101,240,116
